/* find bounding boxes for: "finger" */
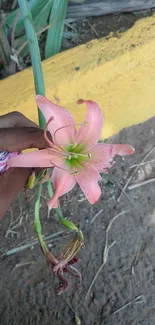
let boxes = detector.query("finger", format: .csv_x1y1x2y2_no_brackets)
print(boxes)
0,167,31,220
0,111,39,128
0,127,48,151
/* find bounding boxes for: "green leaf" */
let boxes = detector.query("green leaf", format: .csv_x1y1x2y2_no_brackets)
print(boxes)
33,0,52,33
15,0,52,58
55,205,78,231
60,218,78,231
34,183,42,235
45,0,68,58
5,0,49,38
0,20,11,65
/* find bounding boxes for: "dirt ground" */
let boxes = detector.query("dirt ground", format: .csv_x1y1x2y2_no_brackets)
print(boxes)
1,3,155,325
61,10,153,52
1,117,155,325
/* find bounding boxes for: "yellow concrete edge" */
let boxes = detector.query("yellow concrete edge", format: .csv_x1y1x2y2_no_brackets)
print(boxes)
1,14,155,139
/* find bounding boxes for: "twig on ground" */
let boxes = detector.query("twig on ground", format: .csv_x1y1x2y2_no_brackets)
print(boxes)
27,191,36,202
64,21,77,32
131,239,142,275
130,159,155,169
15,261,36,268
85,210,129,300
111,174,140,214
90,209,103,224
5,207,25,238
87,20,100,38
117,146,155,202
5,230,69,256
128,177,155,191
112,294,146,315
41,194,48,200
63,296,75,312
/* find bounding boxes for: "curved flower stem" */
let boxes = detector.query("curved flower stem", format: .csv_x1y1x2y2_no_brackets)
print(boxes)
34,183,58,265
34,184,50,257
34,183,46,253
47,180,82,236
34,184,47,253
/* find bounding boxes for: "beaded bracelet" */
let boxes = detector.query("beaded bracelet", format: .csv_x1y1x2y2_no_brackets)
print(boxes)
0,151,19,174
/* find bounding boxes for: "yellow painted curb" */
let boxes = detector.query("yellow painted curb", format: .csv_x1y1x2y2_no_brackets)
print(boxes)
1,15,155,139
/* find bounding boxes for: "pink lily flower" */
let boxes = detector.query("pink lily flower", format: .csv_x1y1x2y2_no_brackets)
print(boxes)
8,96,135,208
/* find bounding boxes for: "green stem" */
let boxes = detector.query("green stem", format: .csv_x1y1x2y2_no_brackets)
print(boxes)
34,184,47,252
17,0,45,240
34,183,42,236
47,181,79,232
47,181,65,223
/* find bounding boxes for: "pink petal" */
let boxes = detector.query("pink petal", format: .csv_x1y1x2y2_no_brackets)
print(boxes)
36,95,76,145
75,99,103,149
90,143,135,173
47,168,76,208
8,149,57,168
75,164,101,204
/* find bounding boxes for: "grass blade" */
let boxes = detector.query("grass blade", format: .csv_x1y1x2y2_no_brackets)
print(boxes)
45,0,68,58
15,0,52,58
0,19,11,65
6,0,49,38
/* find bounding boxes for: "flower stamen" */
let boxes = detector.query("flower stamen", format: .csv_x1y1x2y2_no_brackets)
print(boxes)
67,151,91,159
44,118,66,153
49,160,70,172
72,143,77,149
71,170,79,175
67,155,72,160
53,122,89,145
44,116,54,147
48,147,70,158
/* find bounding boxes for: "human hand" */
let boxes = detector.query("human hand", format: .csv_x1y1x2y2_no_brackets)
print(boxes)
0,111,47,219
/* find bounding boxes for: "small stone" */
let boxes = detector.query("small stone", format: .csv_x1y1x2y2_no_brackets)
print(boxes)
85,217,89,224
119,26,126,32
